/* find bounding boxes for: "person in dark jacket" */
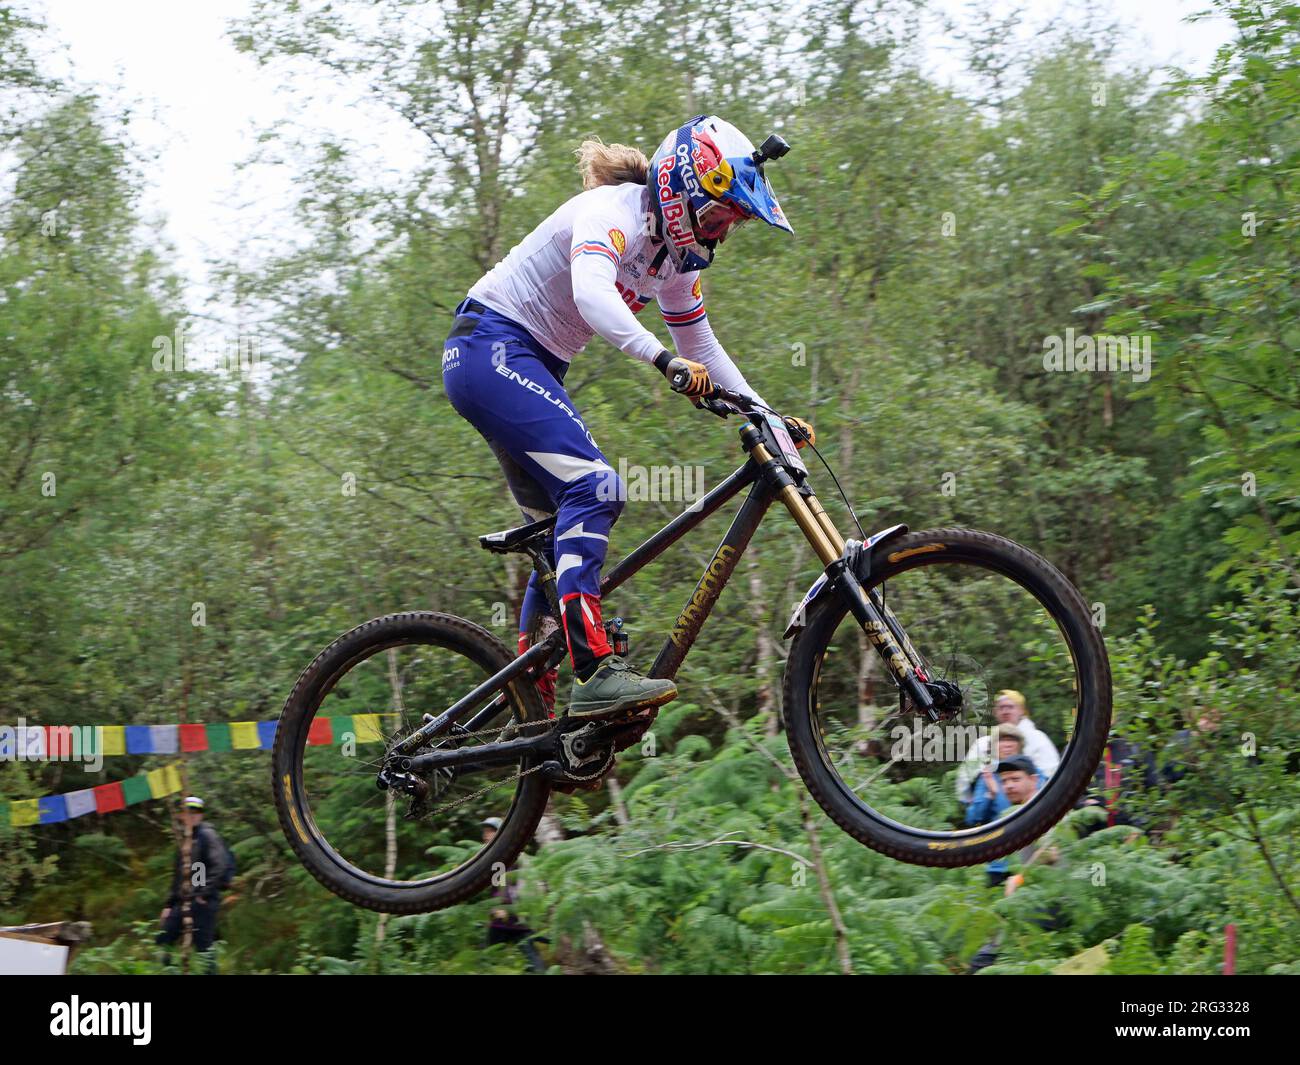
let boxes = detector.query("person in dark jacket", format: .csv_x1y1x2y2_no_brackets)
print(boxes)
157,796,231,972
481,817,545,973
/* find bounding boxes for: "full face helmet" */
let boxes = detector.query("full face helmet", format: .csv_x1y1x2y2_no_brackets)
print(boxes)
649,114,793,272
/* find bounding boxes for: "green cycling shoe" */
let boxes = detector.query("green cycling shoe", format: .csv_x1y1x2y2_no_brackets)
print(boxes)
566,655,678,719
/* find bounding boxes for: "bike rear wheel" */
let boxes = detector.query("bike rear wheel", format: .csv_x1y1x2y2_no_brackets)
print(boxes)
782,527,1111,866
273,611,551,913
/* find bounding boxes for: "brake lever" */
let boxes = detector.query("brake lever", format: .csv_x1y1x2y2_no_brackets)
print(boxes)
698,395,737,419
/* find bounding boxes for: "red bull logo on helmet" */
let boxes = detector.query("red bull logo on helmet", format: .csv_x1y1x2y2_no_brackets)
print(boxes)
656,155,694,248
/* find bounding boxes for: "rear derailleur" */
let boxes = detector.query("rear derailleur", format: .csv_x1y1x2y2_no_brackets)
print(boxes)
375,722,464,820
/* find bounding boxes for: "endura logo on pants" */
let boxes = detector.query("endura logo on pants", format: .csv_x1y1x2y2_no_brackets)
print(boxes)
50,996,151,1045
494,363,594,442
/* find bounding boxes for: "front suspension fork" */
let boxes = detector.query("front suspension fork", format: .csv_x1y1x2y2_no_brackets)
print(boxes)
752,440,938,720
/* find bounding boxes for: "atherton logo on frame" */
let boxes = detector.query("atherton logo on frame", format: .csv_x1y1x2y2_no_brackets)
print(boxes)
670,545,737,647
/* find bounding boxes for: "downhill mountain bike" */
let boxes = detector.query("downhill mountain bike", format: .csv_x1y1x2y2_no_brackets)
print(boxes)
274,378,1111,914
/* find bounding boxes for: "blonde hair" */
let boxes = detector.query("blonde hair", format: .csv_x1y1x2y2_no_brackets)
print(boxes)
575,138,649,190
995,689,1027,710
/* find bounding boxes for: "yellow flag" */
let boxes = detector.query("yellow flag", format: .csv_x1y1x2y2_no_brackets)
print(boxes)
230,721,260,749
100,725,126,756
146,766,182,798
10,799,40,827
352,714,384,743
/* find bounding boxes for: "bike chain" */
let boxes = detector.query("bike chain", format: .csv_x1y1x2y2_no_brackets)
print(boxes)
425,759,548,817
389,704,639,818
391,715,558,819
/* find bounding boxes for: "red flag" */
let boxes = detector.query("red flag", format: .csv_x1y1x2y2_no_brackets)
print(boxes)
1103,749,1121,828
307,717,334,746
94,781,126,814
179,723,209,752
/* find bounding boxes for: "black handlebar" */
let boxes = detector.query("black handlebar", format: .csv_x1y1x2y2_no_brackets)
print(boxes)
668,370,814,448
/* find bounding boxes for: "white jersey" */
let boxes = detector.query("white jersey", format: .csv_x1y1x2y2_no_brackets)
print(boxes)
467,181,763,402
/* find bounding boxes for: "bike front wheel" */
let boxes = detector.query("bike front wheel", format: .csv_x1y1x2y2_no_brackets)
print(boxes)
782,527,1111,867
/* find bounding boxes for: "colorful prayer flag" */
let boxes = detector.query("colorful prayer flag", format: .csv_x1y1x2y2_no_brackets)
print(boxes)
10,799,39,827
94,781,125,814
38,795,68,824
149,724,179,754
121,774,152,805
125,725,153,755
65,789,97,819
230,722,260,750
100,726,125,756
352,714,384,744
205,723,232,752
179,723,209,752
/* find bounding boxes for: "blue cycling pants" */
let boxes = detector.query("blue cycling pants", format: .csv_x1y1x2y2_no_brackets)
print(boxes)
442,299,624,672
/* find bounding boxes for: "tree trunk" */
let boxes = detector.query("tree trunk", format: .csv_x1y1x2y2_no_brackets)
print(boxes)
748,554,777,729
375,648,404,954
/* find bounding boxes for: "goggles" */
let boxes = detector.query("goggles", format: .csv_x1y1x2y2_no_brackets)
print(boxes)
694,197,750,241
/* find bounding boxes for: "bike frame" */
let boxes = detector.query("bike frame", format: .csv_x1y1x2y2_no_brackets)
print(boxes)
393,415,935,775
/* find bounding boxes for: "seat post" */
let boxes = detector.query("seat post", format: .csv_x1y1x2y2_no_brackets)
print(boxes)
523,543,562,617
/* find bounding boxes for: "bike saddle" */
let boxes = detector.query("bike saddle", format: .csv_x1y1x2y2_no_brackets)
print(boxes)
478,514,557,554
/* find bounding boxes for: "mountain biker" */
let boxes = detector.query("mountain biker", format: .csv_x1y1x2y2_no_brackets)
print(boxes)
442,114,813,720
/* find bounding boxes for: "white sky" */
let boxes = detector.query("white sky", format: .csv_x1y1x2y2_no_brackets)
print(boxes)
31,0,1235,347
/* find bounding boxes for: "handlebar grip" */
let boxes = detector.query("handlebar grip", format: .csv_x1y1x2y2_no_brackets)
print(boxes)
667,369,753,413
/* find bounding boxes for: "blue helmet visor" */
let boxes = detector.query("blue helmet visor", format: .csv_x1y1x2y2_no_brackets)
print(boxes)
720,157,793,234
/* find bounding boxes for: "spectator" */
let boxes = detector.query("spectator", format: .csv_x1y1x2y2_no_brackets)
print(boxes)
956,689,1060,802
157,796,233,974
965,732,1046,888
1075,711,1247,835
481,817,545,973
1075,734,1160,833
968,757,1063,974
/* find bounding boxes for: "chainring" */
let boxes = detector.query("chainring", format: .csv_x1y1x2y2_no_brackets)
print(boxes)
556,720,616,782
